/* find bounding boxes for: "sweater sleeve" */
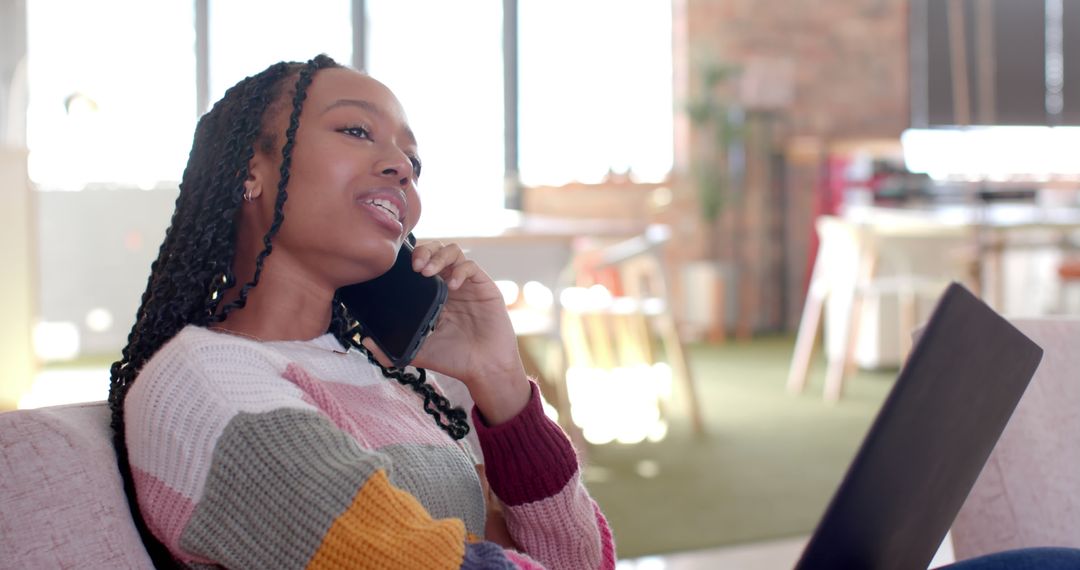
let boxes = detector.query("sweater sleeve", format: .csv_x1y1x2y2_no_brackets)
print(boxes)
123,333,548,570
472,382,617,570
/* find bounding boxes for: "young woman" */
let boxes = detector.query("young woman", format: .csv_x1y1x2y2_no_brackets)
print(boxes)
108,54,614,569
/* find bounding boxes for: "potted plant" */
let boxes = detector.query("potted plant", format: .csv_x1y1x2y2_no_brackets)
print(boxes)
677,59,746,342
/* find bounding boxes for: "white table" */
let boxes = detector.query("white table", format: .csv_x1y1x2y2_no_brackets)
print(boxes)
788,203,1080,401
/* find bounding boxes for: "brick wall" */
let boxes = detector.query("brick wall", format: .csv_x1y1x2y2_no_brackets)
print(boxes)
671,0,911,333
681,0,909,140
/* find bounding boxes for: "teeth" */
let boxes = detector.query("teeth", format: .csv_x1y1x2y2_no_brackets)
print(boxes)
365,198,400,221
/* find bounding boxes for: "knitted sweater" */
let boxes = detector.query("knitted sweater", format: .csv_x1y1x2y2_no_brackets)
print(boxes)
124,325,615,569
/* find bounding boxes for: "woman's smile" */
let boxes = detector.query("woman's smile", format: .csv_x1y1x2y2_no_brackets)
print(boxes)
357,187,407,236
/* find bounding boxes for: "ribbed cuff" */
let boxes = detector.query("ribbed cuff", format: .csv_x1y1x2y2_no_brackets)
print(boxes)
472,382,579,507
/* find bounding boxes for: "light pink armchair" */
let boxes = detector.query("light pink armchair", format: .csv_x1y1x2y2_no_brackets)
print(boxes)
0,401,153,567
949,318,1080,560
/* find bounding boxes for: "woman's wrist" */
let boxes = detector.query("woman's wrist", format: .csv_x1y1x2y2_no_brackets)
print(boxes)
467,364,531,426
471,381,579,506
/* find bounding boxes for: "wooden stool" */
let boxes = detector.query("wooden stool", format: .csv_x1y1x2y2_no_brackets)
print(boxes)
559,228,706,437
787,215,973,401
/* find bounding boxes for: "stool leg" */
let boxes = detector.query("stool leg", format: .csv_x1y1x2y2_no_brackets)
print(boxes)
787,282,826,395
825,238,878,402
897,284,917,362
657,311,705,436
787,242,831,394
823,293,857,402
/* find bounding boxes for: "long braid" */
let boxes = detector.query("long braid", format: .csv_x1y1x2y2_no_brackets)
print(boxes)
358,347,472,440
108,54,467,567
328,301,471,440
216,58,318,321
108,59,305,569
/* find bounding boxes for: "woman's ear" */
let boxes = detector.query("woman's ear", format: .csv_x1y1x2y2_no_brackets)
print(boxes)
242,153,268,201
242,176,262,202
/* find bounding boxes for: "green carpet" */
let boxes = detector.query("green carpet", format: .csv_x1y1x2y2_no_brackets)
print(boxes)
582,335,896,559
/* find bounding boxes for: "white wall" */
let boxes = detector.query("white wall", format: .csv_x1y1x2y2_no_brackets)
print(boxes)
36,187,177,358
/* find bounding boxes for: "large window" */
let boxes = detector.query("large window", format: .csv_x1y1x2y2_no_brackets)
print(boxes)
26,1,674,201
366,0,505,235
519,0,673,186
26,0,196,190
20,0,676,403
208,0,352,104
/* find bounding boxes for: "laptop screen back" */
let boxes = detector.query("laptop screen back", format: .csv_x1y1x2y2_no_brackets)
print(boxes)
794,283,1043,570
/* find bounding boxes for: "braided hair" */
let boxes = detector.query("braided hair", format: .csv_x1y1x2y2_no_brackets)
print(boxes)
107,54,469,567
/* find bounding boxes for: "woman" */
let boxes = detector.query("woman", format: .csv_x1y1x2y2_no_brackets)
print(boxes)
108,54,614,569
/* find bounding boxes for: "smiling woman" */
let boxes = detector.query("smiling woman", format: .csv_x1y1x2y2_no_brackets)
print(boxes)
228,69,425,293
108,55,615,569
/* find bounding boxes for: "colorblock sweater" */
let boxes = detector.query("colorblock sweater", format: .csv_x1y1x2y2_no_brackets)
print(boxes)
124,325,615,569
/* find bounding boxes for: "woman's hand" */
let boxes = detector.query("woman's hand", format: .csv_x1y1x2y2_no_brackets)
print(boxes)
477,464,520,550
363,241,531,425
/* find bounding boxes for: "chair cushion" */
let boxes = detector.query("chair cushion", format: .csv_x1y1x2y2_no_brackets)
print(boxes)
950,318,1080,559
0,401,152,568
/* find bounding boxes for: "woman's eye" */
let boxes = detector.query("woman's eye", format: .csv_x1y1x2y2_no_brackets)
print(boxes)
340,126,370,139
408,156,422,177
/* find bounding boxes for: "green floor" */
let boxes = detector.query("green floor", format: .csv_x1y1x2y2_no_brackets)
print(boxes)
582,335,896,559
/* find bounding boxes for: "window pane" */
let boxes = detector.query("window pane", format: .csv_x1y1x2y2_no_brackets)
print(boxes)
366,0,505,234
209,0,352,104
519,0,673,186
26,0,196,190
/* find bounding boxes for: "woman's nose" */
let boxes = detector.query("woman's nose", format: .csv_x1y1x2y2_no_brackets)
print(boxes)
375,152,413,186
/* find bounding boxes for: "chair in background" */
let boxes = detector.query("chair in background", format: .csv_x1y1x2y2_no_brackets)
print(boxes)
948,318,1080,560
787,215,974,401
558,226,706,440
1056,258,1080,313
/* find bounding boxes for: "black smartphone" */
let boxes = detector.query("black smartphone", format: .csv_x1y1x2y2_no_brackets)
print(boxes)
337,237,448,369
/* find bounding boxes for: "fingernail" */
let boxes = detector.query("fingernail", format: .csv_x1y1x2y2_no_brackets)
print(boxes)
413,258,425,271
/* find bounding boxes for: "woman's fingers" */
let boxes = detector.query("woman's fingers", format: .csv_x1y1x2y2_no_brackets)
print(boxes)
412,242,465,277
411,241,445,274
442,259,481,290
410,240,440,271
410,241,493,292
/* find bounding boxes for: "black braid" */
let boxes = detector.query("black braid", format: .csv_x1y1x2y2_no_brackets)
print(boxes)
329,301,471,440
107,54,465,568
215,57,316,321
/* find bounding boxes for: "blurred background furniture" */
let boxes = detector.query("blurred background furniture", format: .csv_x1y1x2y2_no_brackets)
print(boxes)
1057,259,1080,313
559,225,706,441
948,318,1080,561
425,211,648,443
0,401,152,567
787,214,973,401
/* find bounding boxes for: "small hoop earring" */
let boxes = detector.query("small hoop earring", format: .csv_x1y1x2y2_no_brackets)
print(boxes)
243,190,254,203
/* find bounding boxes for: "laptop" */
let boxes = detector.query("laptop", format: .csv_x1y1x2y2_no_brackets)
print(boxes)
794,282,1043,570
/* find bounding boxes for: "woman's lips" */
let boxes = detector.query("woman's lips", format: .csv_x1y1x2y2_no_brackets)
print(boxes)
356,188,406,236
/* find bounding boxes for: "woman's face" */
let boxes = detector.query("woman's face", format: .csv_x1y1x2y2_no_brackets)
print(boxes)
244,67,423,289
